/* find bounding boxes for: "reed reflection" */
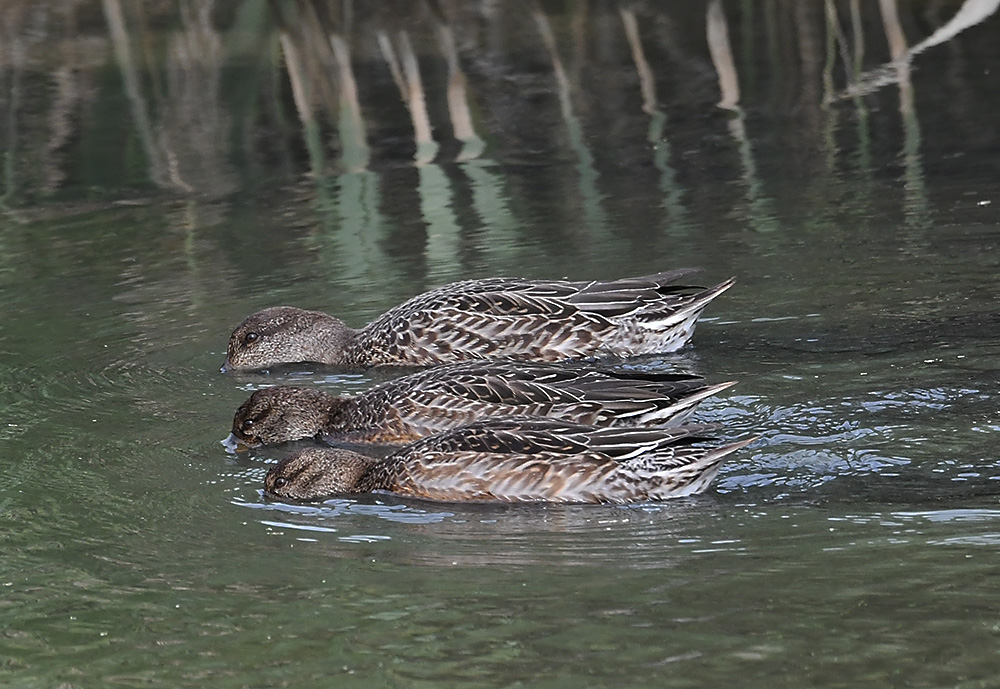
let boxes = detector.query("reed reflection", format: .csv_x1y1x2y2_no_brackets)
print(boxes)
707,0,777,234
620,8,690,234
0,0,997,275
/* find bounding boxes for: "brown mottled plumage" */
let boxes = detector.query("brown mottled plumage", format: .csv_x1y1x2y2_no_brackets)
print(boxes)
222,360,736,450
222,270,734,371
263,418,757,504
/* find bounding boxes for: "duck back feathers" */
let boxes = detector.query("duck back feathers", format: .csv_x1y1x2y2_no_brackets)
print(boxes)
265,418,756,504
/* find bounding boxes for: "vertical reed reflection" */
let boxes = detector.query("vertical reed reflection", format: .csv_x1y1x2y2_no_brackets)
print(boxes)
102,0,239,196
102,0,173,189
330,33,370,173
878,0,930,231
279,31,324,175
327,32,389,283
619,8,690,234
707,0,776,233
381,29,467,282
378,30,438,165
532,2,609,249
846,0,874,199
1,0,998,270
430,9,485,162
0,4,24,207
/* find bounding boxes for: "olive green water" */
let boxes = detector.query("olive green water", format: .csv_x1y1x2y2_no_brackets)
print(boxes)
2,1,1000,686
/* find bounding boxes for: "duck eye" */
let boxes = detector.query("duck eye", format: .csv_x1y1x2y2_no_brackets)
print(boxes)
274,477,288,489
244,332,259,344
241,419,255,430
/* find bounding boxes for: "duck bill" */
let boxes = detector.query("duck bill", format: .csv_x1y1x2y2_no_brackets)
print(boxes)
221,433,252,454
220,358,232,373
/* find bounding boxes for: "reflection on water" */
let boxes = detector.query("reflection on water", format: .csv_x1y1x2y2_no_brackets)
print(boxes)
3,1,1000,687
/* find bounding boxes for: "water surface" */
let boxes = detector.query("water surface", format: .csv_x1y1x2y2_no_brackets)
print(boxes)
2,1,1000,686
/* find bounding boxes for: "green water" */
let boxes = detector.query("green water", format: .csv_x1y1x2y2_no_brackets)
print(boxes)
2,1,1000,686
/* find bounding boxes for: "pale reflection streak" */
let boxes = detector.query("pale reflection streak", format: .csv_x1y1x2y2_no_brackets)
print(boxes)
102,0,236,196
532,4,609,245
43,63,77,193
432,17,485,162
418,161,464,284
328,32,389,284
102,0,177,190
619,8,690,233
706,0,776,232
277,7,390,281
821,0,842,178
328,169,390,285
879,0,930,231
377,31,437,165
163,1,237,199
427,9,526,267
104,0,236,307
845,0,874,191
330,34,370,173
378,30,462,283
279,32,325,176
277,9,369,283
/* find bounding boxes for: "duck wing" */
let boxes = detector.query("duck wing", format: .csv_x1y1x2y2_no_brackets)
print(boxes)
356,271,710,364
428,360,732,427
385,422,741,503
564,375,736,425
400,417,596,456
372,419,752,503
386,450,623,503
334,360,715,442
399,417,716,459
564,269,705,315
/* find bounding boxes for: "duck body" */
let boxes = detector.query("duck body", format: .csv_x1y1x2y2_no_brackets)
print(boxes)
224,360,736,449
223,270,734,371
263,418,756,504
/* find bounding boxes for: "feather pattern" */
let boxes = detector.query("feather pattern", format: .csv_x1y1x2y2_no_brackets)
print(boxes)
263,417,757,504
225,360,735,448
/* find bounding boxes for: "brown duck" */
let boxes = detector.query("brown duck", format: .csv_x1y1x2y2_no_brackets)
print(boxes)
263,418,756,504
223,360,735,450
223,269,733,371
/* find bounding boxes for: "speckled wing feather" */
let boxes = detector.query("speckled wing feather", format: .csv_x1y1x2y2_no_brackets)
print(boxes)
398,418,716,459
329,361,606,442
540,369,734,425
400,417,596,456
326,361,724,443
354,272,715,365
360,297,612,364
323,389,412,443
388,361,625,432
565,269,703,314
382,451,624,503
390,386,606,439
403,366,729,428
370,421,741,503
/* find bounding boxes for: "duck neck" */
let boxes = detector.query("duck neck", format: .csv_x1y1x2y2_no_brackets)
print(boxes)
304,317,362,367
334,452,382,493
354,455,398,493
319,395,355,435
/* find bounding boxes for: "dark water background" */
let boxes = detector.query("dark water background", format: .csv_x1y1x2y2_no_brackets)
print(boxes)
2,0,1000,686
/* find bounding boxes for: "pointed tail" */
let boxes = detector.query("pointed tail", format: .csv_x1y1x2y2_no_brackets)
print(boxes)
656,434,757,498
